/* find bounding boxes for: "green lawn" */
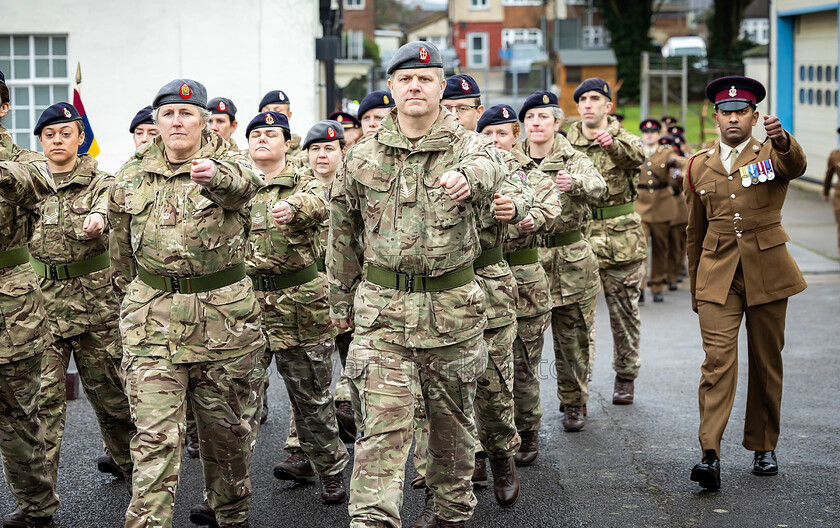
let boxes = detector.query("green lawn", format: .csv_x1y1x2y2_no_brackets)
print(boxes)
613,102,714,149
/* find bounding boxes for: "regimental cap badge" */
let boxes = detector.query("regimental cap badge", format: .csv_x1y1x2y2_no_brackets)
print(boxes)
327,126,336,139
461,78,470,92
278,91,286,101
542,94,549,104
180,83,191,99
419,47,429,63
336,115,344,122
383,95,389,104
729,86,737,97
63,108,72,118
218,101,226,112
502,107,510,119
603,83,608,91
265,113,275,125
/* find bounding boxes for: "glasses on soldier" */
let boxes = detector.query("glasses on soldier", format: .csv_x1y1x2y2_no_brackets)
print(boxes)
443,105,479,114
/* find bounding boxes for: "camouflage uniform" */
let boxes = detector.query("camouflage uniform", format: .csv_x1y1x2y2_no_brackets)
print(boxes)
329,108,505,526
246,164,348,476
0,126,60,518
566,116,647,381
110,131,266,528
28,153,133,485
513,135,606,414
286,134,309,169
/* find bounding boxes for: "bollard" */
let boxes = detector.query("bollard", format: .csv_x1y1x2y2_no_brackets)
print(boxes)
66,369,81,400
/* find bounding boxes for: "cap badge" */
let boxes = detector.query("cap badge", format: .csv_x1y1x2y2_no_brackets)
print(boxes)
542,94,549,104
337,115,344,122
278,91,286,101
729,86,737,97
180,83,191,99
419,47,429,63
63,108,72,118
327,127,336,139
265,113,275,125
603,83,608,91
461,78,470,92
502,107,510,119
383,95,390,104
218,102,226,111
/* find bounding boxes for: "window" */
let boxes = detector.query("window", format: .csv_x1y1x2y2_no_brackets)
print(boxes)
817,89,823,105
344,0,364,9
835,90,838,106
817,66,823,81
582,25,609,49
470,0,489,9
799,65,805,81
419,36,448,51
799,89,805,104
0,35,70,150
809,65,814,81
828,65,834,81
466,32,488,68
808,89,814,104
502,29,543,49
826,90,832,106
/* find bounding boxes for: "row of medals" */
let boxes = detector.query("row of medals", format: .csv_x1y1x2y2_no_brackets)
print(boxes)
739,159,775,188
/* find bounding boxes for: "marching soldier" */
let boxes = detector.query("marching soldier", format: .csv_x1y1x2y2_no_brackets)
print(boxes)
686,76,807,490
30,103,135,489
110,79,266,528
662,135,689,291
513,91,605,440
129,105,158,150
566,78,647,405
207,97,239,148
328,112,362,149
329,42,506,528
823,127,840,255
635,119,682,303
0,69,60,528
258,90,306,166
356,90,395,138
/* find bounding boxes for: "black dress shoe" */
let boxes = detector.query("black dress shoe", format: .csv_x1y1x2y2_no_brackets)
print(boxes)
653,292,664,302
668,283,678,291
753,450,778,476
639,291,645,303
690,450,721,490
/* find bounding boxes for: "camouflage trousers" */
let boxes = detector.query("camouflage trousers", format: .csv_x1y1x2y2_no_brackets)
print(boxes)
268,340,348,476
551,294,598,407
599,260,645,380
346,335,486,526
286,332,354,452
0,354,59,518
122,350,264,528
39,323,134,485
512,312,551,433
641,221,670,294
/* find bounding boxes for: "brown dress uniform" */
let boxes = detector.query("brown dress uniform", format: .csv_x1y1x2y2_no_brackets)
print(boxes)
686,134,807,458
822,148,840,254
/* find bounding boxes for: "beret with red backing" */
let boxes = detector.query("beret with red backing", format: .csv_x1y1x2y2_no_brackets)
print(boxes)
640,118,661,132
208,97,237,120
303,120,344,150
442,74,480,100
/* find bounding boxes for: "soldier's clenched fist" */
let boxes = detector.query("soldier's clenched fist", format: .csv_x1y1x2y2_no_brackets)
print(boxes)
440,170,471,201
190,159,216,185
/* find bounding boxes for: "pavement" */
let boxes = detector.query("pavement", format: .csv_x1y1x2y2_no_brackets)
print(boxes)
1,184,838,527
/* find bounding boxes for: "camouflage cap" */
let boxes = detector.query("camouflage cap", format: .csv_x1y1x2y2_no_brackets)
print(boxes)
303,120,344,150
386,41,443,74
153,78,207,109
208,97,237,120
34,102,81,136
129,105,154,133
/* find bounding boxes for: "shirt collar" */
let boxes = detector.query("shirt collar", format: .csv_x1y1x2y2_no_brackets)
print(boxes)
719,137,751,161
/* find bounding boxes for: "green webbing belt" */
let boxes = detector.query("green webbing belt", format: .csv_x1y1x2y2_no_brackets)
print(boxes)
0,247,31,269
544,230,583,248
504,247,539,266
592,202,636,220
138,261,246,294
251,263,319,291
472,245,504,269
365,264,475,293
315,258,326,273
30,252,109,280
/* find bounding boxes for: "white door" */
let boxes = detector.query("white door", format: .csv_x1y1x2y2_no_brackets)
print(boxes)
467,32,488,69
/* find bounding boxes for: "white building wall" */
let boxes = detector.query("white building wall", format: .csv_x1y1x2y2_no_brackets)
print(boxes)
1,0,320,173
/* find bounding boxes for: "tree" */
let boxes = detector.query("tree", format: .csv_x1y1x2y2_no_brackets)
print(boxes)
375,0,414,27
707,0,754,65
595,0,656,102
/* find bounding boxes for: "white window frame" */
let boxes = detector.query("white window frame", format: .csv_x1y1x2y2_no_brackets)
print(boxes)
344,0,364,10
0,35,71,151
467,32,489,68
502,28,543,49
470,0,490,10
582,25,609,48
501,0,543,5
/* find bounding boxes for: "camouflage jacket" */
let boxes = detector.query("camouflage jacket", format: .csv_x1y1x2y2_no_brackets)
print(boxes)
286,133,309,169
246,163,335,349
29,154,120,340
0,126,56,363
514,134,606,306
328,106,506,348
567,116,647,266
109,130,265,363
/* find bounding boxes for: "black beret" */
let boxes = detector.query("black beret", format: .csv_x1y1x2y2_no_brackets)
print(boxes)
518,90,559,122
129,106,154,133
303,120,344,150
837,127,840,134
640,118,661,132
442,74,480,101
259,90,290,111
477,104,517,133
34,102,81,136
246,111,289,138
153,79,207,109
661,116,678,125
357,91,395,120
328,112,361,129
0,70,5,85
208,97,237,120
573,77,612,103
386,41,443,74
705,76,765,111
